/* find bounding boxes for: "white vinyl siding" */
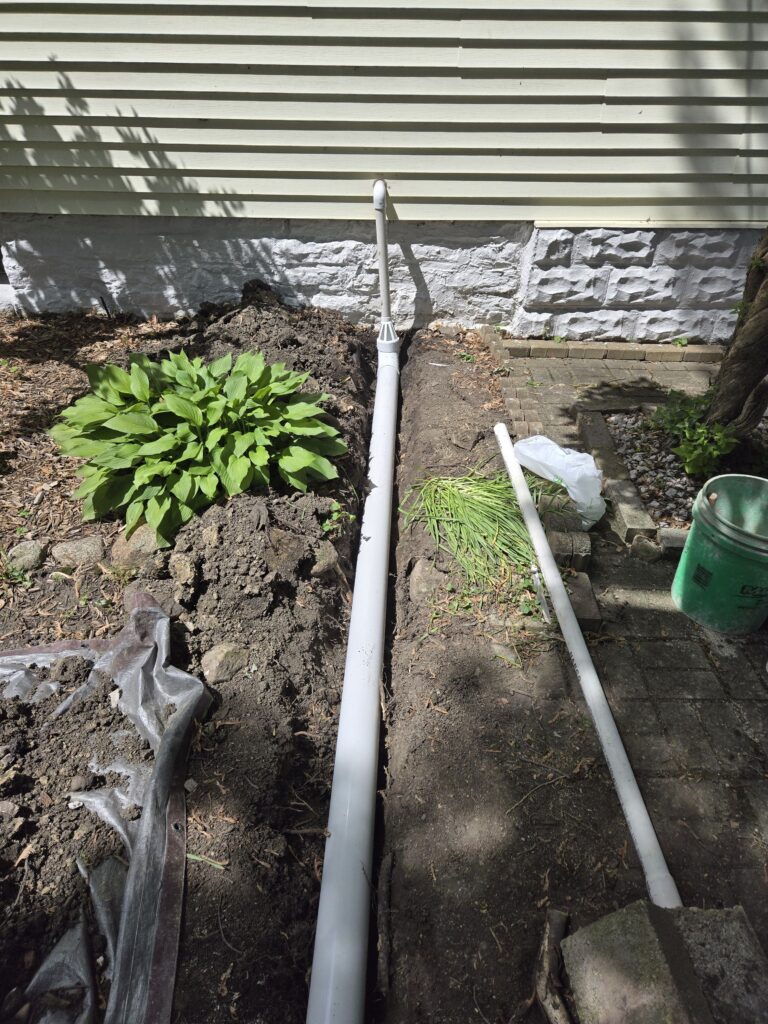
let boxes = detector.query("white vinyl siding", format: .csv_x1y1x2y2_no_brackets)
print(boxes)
0,1,764,225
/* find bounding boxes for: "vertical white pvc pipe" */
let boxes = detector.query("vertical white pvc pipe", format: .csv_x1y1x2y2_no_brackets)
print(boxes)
306,182,400,1024
494,423,682,910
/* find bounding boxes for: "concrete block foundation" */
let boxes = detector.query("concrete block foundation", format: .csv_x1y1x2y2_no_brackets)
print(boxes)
0,214,759,343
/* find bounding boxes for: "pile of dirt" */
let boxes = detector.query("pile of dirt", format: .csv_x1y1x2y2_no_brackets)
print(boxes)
0,285,375,1022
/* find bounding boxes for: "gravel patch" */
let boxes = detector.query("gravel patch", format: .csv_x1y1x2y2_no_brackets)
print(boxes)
605,412,697,529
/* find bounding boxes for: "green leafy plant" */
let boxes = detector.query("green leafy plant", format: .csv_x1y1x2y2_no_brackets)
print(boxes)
51,349,347,546
651,391,738,476
459,352,475,363
671,336,689,347
321,499,356,536
0,554,31,589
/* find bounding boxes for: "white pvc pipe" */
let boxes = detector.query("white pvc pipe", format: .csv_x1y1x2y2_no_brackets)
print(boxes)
306,181,400,1024
494,423,682,910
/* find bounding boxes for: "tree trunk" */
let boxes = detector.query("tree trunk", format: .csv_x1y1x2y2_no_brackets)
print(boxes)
706,227,768,436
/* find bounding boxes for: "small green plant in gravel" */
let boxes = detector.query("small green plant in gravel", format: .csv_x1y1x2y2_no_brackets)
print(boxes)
51,349,347,546
320,499,356,537
651,390,738,476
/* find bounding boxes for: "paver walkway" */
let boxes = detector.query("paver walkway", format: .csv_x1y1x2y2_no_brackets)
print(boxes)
500,356,717,444
495,345,768,944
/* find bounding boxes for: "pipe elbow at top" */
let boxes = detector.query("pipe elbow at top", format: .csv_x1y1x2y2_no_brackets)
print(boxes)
373,179,388,211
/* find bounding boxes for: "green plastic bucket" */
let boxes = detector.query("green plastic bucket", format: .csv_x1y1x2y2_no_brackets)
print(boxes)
672,474,768,635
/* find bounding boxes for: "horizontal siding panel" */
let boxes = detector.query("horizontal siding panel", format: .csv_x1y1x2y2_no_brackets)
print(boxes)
5,14,768,43
2,41,766,73
0,73,762,103
0,191,763,225
0,173,761,202
0,147,749,176
0,1,762,11
2,124,764,153
0,2,763,223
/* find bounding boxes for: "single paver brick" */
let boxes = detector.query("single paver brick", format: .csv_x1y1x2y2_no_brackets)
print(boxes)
604,342,647,360
605,479,657,542
501,340,531,358
646,346,686,362
633,640,710,671
645,669,725,700
682,345,724,363
568,571,602,632
528,341,568,358
567,342,607,359
659,527,689,559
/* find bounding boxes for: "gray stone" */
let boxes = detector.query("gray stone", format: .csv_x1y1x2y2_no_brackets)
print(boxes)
310,540,339,579
7,539,46,571
659,527,689,559
69,773,96,792
264,527,309,578
562,900,716,1024
110,524,160,568
0,799,21,817
201,642,249,683
568,572,602,632
51,535,105,567
605,479,657,542
168,552,197,585
631,535,663,563
409,558,446,604
532,228,574,267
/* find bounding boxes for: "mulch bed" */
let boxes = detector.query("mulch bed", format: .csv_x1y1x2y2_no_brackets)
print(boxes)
0,288,375,1022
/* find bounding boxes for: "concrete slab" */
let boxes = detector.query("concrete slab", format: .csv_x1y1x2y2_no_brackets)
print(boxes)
563,900,768,1024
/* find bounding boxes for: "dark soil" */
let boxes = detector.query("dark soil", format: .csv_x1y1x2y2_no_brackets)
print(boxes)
376,329,644,1024
0,657,150,1008
0,287,375,1022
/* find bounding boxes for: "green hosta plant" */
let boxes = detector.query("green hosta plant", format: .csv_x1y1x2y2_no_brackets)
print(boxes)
651,390,738,476
51,349,347,546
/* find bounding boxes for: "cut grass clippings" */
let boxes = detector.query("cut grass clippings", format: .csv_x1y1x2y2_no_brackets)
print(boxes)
402,470,563,592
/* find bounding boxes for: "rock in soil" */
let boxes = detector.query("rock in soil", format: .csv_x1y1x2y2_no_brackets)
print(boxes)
201,642,249,683
51,535,105,568
8,539,46,571
110,524,160,568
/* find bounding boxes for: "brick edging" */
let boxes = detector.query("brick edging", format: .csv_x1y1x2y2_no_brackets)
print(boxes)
483,332,723,364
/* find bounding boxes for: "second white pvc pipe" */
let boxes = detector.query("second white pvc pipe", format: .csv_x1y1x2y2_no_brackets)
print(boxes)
495,422,681,909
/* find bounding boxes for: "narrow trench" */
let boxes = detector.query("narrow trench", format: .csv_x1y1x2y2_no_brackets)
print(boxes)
366,327,416,1023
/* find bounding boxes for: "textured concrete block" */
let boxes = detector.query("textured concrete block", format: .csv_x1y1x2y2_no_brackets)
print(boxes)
533,228,574,267
577,411,630,481
684,266,743,306
655,229,742,268
526,266,607,308
571,532,592,570
605,266,684,308
528,341,568,358
575,228,655,267
501,339,531,357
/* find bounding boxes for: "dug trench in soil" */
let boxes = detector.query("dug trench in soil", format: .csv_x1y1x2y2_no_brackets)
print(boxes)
375,328,645,1023
0,285,376,1022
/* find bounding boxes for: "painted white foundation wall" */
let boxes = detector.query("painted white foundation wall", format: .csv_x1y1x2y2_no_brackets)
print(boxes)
0,214,759,343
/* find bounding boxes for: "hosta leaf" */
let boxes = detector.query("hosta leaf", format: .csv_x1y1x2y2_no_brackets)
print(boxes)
87,363,133,400
301,436,348,457
91,475,136,517
103,412,159,436
90,443,143,470
134,461,175,485
60,394,118,426
198,473,219,500
179,441,204,462
162,393,203,426
130,363,151,403
249,446,269,467
204,398,227,426
145,495,172,530
125,499,144,537
55,435,114,459
233,431,255,457
278,446,338,485
205,426,227,451
209,353,232,378
220,455,252,497
138,434,178,457
234,351,265,384
171,471,196,505
281,399,328,420
74,470,108,498
224,374,247,403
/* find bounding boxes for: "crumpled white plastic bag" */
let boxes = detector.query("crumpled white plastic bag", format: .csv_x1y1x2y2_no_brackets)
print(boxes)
514,435,606,528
